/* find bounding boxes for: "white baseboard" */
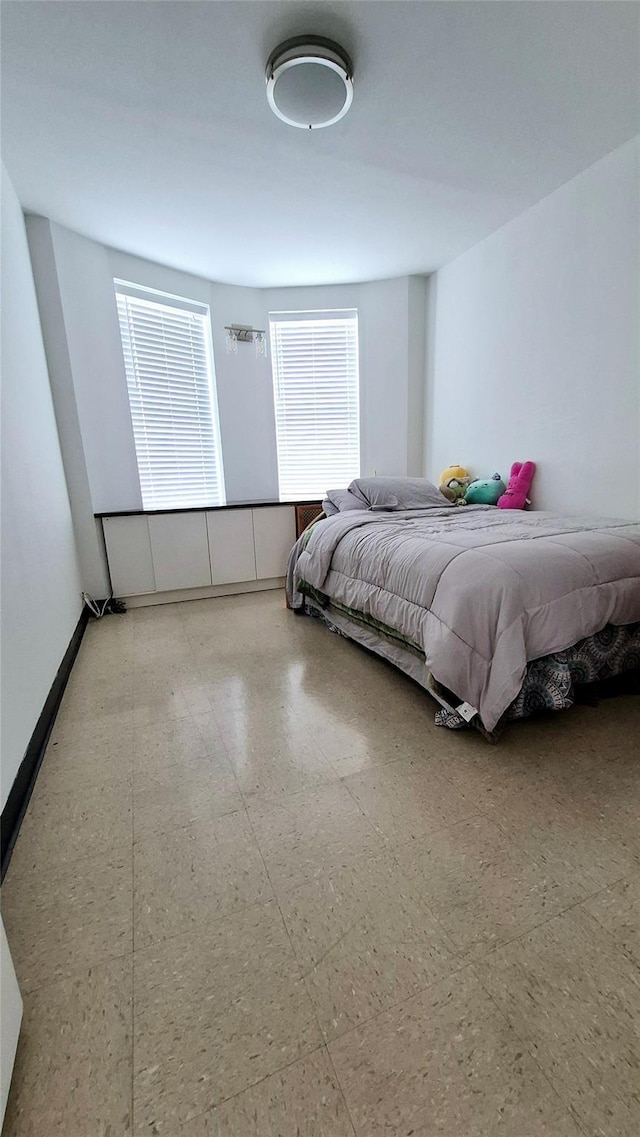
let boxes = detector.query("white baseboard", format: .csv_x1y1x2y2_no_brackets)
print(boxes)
123,577,285,608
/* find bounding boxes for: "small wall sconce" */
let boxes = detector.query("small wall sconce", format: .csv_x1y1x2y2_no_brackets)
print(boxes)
225,325,268,359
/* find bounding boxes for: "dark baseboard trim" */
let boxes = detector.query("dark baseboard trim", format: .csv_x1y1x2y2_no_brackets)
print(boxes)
1,608,89,881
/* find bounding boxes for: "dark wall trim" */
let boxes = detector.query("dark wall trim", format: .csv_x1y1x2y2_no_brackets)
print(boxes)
1,608,89,881
94,499,321,519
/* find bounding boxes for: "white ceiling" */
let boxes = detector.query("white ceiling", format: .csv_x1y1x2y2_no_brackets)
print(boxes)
2,1,638,288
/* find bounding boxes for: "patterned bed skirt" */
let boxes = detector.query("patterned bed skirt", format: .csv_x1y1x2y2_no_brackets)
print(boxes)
434,622,640,734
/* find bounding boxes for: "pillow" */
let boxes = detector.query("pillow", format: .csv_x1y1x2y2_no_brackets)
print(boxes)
348,476,453,511
322,488,369,515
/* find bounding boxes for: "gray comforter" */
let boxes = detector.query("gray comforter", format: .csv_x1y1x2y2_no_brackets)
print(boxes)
287,506,640,730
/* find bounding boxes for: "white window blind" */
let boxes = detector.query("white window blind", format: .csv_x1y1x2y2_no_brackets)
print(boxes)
115,282,225,510
270,310,360,500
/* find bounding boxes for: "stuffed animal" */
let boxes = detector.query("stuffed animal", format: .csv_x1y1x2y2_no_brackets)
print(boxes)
442,479,470,504
497,461,536,509
440,465,469,485
465,473,506,506
439,465,472,504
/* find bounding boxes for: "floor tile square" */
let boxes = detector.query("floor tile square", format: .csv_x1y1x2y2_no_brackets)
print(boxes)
225,736,339,800
247,783,384,893
580,875,640,968
392,814,589,957
133,810,274,948
279,850,460,1039
133,902,322,1132
2,848,132,991
329,968,582,1137
342,758,481,844
7,774,132,876
133,768,243,835
2,958,132,1137
178,1048,355,1135
486,784,640,889
475,906,640,1137
133,716,230,785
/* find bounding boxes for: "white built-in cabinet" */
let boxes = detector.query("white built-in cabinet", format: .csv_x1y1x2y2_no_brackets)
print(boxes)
101,515,156,596
103,506,296,598
206,509,256,584
148,513,211,591
252,506,297,579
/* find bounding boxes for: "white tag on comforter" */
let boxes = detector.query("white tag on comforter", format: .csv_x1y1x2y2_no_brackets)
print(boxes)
456,701,478,723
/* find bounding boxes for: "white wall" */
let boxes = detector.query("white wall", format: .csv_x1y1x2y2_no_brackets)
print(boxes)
104,264,430,501
25,217,111,595
210,281,279,502
425,137,640,519
1,165,83,811
406,276,428,476
28,226,428,517
53,229,141,514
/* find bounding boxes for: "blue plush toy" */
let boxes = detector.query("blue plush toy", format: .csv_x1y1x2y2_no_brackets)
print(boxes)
464,473,506,505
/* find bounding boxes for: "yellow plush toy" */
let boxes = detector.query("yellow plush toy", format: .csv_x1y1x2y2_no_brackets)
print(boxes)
440,465,469,484
439,465,471,504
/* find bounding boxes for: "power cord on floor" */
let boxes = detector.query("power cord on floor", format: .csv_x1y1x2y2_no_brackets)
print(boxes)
82,592,127,618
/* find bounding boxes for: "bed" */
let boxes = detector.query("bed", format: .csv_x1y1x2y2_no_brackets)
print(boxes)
286,482,640,738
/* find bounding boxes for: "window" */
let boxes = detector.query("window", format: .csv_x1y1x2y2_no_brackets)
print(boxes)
115,281,225,510
269,310,360,500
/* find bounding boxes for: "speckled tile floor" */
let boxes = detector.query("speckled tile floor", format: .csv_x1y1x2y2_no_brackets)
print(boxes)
2,591,640,1136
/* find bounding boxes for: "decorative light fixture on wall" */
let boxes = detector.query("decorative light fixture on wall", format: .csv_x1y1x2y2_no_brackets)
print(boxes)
225,325,268,359
266,36,354,129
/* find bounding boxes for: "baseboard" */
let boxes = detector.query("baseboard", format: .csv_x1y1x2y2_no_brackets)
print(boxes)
123,577,285,607
0,608,89,881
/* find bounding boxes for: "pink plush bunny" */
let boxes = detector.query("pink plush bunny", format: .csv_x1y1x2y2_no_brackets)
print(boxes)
497,461,536,509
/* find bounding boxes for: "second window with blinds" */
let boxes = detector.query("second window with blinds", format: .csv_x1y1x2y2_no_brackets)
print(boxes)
269,309,360,500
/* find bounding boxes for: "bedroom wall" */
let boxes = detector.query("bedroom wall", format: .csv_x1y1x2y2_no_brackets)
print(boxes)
26,224,428,519
25,217,111,596
101,261,429,502
425,137,640,519
1,166,83,811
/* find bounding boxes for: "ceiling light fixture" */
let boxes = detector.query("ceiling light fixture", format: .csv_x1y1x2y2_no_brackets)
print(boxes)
266,36,354,130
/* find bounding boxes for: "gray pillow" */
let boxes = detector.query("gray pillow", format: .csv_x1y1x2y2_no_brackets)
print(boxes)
348,477,453,511
322,488,369,515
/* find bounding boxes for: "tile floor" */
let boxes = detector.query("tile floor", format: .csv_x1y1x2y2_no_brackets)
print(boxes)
2,590,639,1136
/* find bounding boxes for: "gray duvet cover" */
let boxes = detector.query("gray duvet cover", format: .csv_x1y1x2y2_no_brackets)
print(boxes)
286,506,640,731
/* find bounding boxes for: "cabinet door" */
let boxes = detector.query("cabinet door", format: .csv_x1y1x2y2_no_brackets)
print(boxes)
252,506,296,579
103,515,155,596
206,509,256,585
1,918,23,1127
148,513,212,591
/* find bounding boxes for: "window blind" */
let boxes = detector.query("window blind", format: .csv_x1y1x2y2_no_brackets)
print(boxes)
270,310,360,500
115,283,225,510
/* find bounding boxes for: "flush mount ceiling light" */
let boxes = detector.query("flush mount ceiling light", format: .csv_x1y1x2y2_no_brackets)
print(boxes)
266,36,353,129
